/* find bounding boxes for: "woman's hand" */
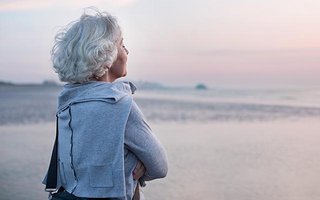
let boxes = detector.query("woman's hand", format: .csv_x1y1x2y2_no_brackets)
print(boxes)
133,160,146,180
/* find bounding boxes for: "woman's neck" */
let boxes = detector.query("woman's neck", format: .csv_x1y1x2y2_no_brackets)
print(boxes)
97,71,117,83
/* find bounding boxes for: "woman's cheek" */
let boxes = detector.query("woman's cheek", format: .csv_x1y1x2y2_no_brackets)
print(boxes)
110,61,126,77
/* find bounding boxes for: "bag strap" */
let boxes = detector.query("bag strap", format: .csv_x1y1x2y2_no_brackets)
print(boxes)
45,116,59,192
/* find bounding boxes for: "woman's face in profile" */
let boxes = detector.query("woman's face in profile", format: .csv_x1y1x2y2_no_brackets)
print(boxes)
109,38,129,78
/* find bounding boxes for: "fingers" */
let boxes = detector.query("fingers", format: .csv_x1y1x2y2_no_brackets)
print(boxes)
133,161,146,180
135,164,145,177
134,161,142,174
133,161,145,180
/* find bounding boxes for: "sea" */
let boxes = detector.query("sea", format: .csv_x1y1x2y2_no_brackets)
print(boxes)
1,83,320,200
1,84,320,125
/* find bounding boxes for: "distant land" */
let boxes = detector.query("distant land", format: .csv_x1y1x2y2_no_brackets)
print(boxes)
131,80,168,90
0,79,209,90
0,80,172,89
0,80,61,87
0,81,15,86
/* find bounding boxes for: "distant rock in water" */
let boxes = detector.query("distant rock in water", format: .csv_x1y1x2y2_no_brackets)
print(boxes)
195,83,208,90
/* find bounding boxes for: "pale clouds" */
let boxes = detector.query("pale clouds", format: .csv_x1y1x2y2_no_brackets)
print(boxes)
0,0,138,12
0,0,320,86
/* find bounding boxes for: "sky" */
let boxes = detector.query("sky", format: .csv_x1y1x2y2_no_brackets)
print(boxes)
0,0,319,87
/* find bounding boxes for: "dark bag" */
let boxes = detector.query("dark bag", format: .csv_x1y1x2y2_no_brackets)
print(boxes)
45,116,59,193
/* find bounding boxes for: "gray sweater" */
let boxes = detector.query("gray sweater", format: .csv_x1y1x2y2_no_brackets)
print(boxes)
42,81,168,199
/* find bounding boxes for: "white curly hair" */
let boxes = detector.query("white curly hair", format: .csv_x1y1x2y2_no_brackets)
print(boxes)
52,8,122,83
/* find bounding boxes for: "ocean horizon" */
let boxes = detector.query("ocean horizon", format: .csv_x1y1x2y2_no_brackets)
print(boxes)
1,83,320,126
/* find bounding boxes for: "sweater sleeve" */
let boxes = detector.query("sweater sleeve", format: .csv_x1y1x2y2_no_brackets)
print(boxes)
124,100,168,182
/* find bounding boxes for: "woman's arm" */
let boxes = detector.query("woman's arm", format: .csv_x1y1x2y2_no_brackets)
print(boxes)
124,100,168,181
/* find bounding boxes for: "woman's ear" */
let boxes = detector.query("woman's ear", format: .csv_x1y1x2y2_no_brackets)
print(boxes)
104,64,111,71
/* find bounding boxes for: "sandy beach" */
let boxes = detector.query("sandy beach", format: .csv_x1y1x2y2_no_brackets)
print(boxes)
1,119,320,200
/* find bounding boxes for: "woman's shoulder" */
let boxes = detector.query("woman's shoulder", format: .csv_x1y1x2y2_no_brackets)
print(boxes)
57,81,137,112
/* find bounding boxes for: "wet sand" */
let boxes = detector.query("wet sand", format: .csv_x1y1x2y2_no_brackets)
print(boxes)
1,119,320,200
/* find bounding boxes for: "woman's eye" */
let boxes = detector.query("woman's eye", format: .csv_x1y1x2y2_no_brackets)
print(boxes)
122,45,129,54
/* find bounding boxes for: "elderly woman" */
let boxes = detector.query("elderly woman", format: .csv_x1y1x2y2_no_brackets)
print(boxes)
42,9,168,200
